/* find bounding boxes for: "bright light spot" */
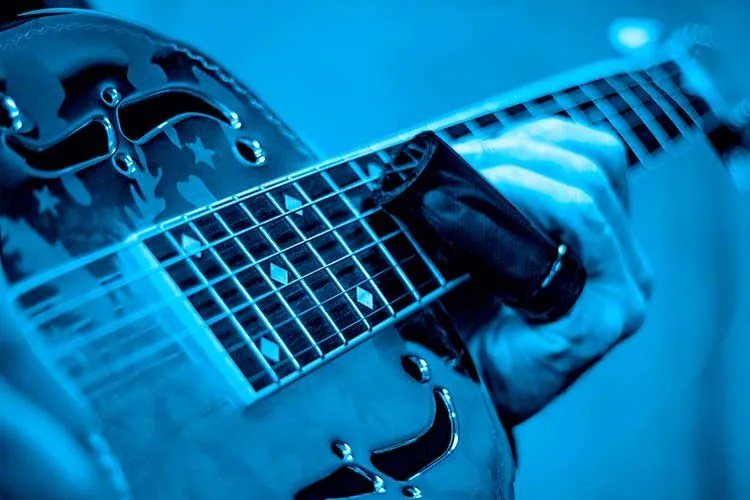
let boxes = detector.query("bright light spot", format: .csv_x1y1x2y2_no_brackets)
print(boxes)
609,18,662,53
617,26,651,49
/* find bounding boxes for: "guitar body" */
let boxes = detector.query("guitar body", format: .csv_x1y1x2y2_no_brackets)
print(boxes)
0,9,514,499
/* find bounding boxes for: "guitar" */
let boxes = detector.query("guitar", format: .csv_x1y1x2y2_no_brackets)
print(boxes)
0,8,745,500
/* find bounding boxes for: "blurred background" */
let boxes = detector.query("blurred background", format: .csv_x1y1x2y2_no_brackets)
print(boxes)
90,1,750,498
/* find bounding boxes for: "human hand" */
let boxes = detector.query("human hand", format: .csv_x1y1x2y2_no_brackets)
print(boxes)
455,118,653,425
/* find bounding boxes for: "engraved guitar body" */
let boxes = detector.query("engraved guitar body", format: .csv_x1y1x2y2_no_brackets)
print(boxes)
0,7,730,500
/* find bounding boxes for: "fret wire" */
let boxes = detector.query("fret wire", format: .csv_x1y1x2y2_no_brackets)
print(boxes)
578,83,650,163
28,173,381,325
550,93,590,122
189,218,296,375
208,215,283,383
85,252,426,390
645,65,703,125
341,161,421,300
51,222,403,361
289,183,372,330
318,171,395,316
262,192,347,346
627,71,693,136
244,275,440,387
84,258,463,396
224,253,421,355
606,76,670,151
236,204,324,361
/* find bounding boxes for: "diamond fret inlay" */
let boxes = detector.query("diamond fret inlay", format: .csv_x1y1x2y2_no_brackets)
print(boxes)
356,286,374,309
181,233,202,257
259,337,281,363
284,193,304,215
270,262,289,285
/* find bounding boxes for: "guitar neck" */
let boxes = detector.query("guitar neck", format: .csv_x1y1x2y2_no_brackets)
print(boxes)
17,47,721,402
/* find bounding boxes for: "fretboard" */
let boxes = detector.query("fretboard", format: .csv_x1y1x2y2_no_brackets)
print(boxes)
18,53,717,401
135,57,715,397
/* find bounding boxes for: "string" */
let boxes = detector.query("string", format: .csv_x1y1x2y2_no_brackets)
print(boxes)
51,224,405,358
77,252,455,392
28,171,383,323
35,62,694,392
26,62,683,325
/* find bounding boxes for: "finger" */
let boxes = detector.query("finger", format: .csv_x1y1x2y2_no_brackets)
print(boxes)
456,117,629,204
474,138,652,297
0,378,109,499
483,165,646,331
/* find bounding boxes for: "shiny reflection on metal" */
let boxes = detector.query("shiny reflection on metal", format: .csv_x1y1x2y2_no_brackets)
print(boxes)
331,440,354,462
402,486,423,498
100,86,122,108
401,354,431,383
234,137,267,167
0,94,23,132
540,244,568,288
112,153,138,178
370,387,459,481
373,474,386,495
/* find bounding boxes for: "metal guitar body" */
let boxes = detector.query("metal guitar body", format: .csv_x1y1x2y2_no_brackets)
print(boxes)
0,9,514,499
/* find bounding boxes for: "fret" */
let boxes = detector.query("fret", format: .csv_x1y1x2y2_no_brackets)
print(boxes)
168,226,279,390
290,182,375,340
625,72,690,139
189,214,297,385
607,76,669,154
235,205,324,366
319,170,394,314
579,82,648,165
340,160,422,305
209,215,304,379
644,64,702,127
263,186,349,351
550,91,591,123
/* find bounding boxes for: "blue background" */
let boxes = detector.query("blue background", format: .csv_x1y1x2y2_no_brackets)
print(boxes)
92,1,750,498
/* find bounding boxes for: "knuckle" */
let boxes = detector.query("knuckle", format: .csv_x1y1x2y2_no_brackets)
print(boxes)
622,288,648,338
572,155,610,200
569,188,608,234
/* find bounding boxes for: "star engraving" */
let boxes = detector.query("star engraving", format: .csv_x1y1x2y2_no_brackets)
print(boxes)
185,137,216,168
33,186,60,217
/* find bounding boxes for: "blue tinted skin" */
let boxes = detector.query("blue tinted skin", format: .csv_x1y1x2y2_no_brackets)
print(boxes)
0,118,650,498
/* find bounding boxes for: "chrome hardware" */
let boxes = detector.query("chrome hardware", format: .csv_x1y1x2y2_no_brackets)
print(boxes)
112,153,138,178
373,474,386,494
370,388,459,481
234,137,267,167
331,440,354,462
402,486,423,498
0,94,23,133
401,355,430,383
101,86,122,108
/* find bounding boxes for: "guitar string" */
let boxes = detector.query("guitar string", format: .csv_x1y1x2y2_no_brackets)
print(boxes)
41,69,693,363
77,70,700,395
62,66,692,394
32,67,690,362
22,63,680,323
51,222,405,358
27,171,389,323
77,252,448,391
85,275,447,400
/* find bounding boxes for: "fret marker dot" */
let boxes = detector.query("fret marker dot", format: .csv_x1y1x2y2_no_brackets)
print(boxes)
259,337,281,363
356,286,374,309
270,262,289,285
180,233,202,258
284,194,303,216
